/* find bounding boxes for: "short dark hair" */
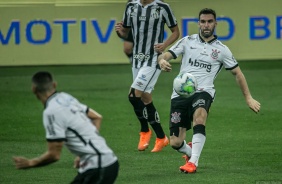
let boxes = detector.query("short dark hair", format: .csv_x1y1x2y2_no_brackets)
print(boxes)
199,8,216,20
32,71,54,92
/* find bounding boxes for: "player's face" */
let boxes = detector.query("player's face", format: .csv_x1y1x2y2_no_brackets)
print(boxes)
141,0,154,5
198,14,217,39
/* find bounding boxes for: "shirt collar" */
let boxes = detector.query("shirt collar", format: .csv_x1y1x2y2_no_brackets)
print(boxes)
198,34,218,44
44,91,58,109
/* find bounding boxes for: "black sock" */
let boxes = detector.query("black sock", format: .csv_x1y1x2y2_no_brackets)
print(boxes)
146,102,165,138
129,96,149,132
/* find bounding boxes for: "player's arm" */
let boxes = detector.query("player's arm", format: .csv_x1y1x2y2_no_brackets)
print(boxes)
158,51,174,72
87,108,103,131
154,26,180,53
231,66,261,113
115,21,130,39
13,141,63,169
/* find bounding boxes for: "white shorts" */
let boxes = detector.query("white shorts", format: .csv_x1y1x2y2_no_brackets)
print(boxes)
131,66,161,93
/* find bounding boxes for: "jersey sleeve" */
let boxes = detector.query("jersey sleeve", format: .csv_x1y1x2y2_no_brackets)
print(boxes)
222,46,238,70
162,4,177,28
43,110,66,142
168,37,186,59
122,3,132,28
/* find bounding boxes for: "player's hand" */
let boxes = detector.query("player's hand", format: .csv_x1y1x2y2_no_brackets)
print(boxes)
159,59,171,72
13,156,31,169
246,97,261,113
115,21,124,37
73,156,80,168
154,43,166,54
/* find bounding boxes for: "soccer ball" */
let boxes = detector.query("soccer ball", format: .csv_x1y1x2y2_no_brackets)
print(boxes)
173,72,198,98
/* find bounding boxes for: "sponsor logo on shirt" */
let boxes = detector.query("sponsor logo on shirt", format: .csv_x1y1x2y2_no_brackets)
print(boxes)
139,16,146,21
188,58,211,72
134,52,150,62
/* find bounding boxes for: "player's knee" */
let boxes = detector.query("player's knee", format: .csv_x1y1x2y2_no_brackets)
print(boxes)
128,91,146,118
194,116,206,125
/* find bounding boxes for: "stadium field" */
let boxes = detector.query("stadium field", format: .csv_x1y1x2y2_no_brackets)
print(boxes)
0,60,281,184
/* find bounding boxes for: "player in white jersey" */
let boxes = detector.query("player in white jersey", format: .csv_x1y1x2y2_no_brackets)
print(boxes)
115,0,179,153
13,71,119,184
158,8,261,173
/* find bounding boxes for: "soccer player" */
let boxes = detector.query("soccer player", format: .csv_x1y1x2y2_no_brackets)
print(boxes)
115,0,180,152
122,0,164,64
157,8,261,173
13,71,119,184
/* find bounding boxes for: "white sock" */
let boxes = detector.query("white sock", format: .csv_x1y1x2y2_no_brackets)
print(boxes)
189,133,206,167
177,140,192,157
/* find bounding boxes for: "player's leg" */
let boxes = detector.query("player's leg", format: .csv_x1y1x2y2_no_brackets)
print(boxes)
139,67,169,152
131,66,168,152
128,87,151,151
142,92,169,152
128,67,151,151
169,97,192,160
180,92,213,173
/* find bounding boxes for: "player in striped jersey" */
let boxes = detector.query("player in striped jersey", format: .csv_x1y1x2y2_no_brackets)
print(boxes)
122,0,164,64
13,72,119,184
115,0,179,152
158,8,261,173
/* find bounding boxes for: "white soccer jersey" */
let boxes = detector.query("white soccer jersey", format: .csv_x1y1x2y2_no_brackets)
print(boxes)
43,92,117,173
168,34,238,99
123,0,177,68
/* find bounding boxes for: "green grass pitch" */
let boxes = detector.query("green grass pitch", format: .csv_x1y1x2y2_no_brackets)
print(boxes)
0,60,281,184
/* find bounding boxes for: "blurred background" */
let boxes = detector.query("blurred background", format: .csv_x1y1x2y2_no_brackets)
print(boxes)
0,0,281,66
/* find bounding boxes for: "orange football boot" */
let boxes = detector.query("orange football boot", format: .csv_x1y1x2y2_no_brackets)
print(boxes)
151,136,169,152
138,129,152,151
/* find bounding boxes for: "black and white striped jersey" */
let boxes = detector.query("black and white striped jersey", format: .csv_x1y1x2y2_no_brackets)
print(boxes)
43,92,117,173
168,34,239,99
123,0,177,68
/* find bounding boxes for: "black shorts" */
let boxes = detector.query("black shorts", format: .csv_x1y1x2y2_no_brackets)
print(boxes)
169,92,213,134
124,31,133,43
70,160,119,184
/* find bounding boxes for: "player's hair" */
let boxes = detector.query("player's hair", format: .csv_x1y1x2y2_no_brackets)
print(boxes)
199,8,216,20
32,71,54,93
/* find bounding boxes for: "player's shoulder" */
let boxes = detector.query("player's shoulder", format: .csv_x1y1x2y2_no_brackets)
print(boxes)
212,37,228,48
156,0,170,7
44,92,75,111
180,34,198,42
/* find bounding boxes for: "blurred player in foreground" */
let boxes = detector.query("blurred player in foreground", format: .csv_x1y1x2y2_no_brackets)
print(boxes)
13,71,119,184
158,8,261,173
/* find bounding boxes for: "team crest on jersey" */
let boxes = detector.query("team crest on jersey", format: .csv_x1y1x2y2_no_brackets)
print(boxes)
171,112,181,123
150,7,161,19
210,49,220,59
